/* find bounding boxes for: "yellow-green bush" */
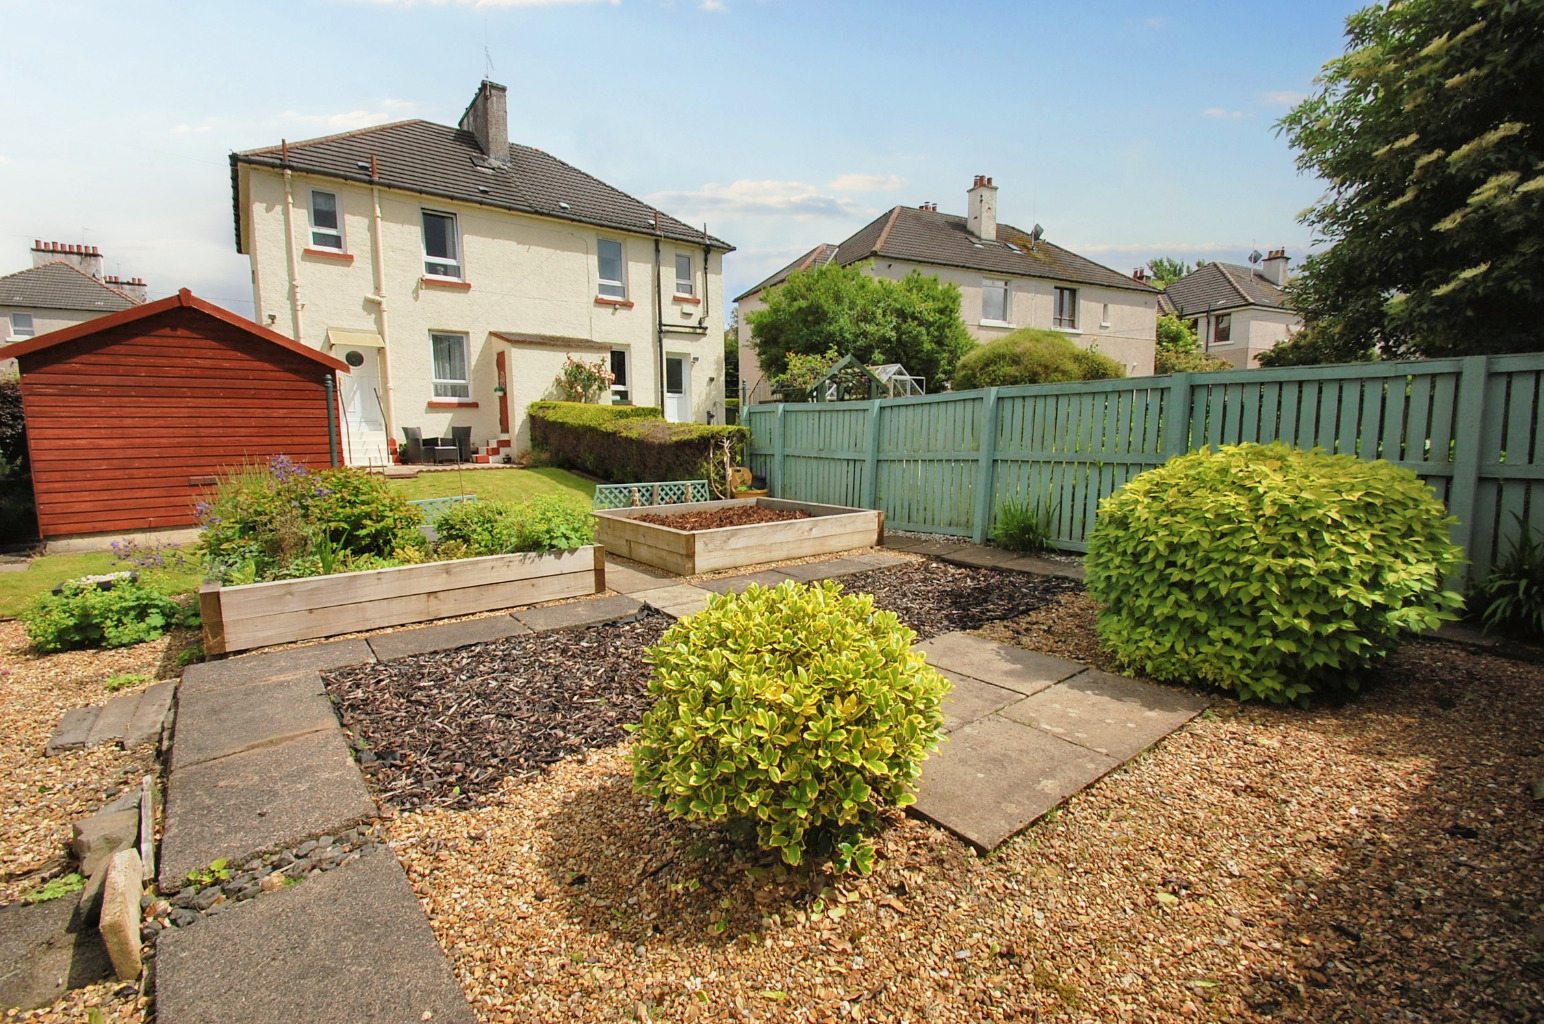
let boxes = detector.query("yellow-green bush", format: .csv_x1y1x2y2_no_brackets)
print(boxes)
630,580,948,873
1085,442,1464,704
952,328,1125,390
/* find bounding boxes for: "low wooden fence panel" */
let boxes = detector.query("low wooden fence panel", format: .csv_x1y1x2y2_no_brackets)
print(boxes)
745,353,1544,583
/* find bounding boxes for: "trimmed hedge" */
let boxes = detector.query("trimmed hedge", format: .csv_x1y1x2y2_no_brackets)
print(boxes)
529,401,747,484
952,328,1125,389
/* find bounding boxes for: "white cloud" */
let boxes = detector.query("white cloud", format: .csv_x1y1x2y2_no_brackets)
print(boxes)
278,105,414,131
171,124,212,134
826,173,906,192
1262,90,1307,106
356,0,618,6
1145,16,1165,28
700,0,727,10
647,180,870,220
1072,242,1242,255
1203,108,1245,119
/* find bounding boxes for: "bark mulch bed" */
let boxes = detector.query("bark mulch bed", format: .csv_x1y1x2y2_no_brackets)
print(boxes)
323,612,674,811
633,506,809,530
841,559,1082,640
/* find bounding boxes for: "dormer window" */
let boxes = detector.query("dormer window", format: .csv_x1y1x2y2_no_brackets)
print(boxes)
422,210,462,279
310,190,344,251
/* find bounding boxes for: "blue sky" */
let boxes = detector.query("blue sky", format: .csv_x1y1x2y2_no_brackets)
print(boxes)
0,0,1360,321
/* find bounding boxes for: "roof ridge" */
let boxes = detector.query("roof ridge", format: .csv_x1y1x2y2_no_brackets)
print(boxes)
236,119,429,157
870,206,904,257
55,259,138,301
1210,262,1253,306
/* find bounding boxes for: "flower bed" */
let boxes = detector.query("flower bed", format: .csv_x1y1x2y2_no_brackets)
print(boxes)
592,497,881,575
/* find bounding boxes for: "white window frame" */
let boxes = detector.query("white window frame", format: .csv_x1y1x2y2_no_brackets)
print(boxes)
1053,286,1078,330
674,253,695,298
610,348,630,404
1100,303,1111,330
421,210,462,280
981,278,1010,326
309,189,345,252
430,331,471,399
597,238,626,299
8,312,35,340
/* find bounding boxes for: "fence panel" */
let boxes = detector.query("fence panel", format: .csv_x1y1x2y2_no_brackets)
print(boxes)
744,354,1544,580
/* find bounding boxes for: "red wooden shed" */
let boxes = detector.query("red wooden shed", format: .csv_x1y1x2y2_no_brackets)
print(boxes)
0,289,349,542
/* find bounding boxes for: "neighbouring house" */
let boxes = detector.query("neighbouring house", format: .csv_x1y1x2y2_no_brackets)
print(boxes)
0,241,148,372
1161,250,1301,369
734,176,1160,404
230,79,733,466
0,289,348,549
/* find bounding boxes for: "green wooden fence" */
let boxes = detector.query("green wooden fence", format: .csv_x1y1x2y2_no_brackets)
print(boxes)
744,353,1544,584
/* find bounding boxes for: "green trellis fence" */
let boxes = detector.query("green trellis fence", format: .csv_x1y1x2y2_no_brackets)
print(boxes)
743,353,1544,585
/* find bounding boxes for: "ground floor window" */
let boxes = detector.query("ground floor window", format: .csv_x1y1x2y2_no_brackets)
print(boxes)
1214,313,1233,345
610,349,629,404
431,331,470,398
1053,287,1078,329
8,312,34,339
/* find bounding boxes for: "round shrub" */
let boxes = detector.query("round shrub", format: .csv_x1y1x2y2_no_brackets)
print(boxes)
1085,442,1464,704
630,580,948,873
24,579,187,652
433,495,594,556
952,328,1125,390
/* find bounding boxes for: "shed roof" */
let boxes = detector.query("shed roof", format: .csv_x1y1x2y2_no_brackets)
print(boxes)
232,120,732,254
735,206,1156,302
0,261,137,313
0,288,350,372
1163,262,1288,317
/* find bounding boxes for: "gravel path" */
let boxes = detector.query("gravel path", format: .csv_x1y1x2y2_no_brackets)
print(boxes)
381,593,1542,1023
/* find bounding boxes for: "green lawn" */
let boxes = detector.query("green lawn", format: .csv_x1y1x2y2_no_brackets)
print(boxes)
386,467,595,505
0,552,203,619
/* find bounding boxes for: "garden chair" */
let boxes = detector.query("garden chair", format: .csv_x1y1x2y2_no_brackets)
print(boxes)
449,425,473,463
401,427,425,465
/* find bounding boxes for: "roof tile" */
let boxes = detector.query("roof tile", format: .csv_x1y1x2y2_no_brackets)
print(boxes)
0,261,137,313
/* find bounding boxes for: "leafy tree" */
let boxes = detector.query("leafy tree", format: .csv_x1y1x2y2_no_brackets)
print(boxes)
1277,0,1544,360
1147,257,1204,288
746,262,974,392
771,349,839,401
1155,314,1232,373
952,329,1124,390
723,313,740,398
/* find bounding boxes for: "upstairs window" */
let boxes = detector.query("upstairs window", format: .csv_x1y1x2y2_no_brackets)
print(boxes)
597,239,626,299
8,312,35,339
610,349,630,404
310,190,344,251
675,254,694,297
1214,313,1233,344
422,210,461,279
430,331,470,398
981,278,1009,323
1053,286,1078,329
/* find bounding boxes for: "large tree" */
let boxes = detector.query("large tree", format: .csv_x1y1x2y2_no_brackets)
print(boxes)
1277,0,1544,362
745,261,974,392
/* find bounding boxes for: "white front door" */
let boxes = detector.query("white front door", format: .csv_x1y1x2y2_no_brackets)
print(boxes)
664,353,690,422
338,347,383,431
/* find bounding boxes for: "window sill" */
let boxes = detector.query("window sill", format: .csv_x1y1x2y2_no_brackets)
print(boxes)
979,319,1015,329
672,294,701,305
595,296,635,308
427,399,479,408
303,248,354,264
1051,325,1081,334
421,276,471,291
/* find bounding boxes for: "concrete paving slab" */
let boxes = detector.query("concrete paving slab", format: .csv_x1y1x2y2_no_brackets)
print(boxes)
122,681,175,750
882,536,965,556
693,570,797,595
0,896,112,1011
170,672,339,771
180,638,375,694
85,692,140,748
940,671,1023,733
158,728,375,892
936,546,1023,569
910,715,1117,851
779,556,891,581
72,810,139,878
634,584,714,619
914,632,1083,696
1000,669,1208,760
513,594,644,633
605,562,677,595
367,614,532,662
46,707,99,755
1002,555,1086,580
155,850,476,1024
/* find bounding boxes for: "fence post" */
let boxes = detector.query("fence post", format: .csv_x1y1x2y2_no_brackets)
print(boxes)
772,403,786,499
971,388,1000,544
1446,354,1488,584
1161,372,1192,460
861,399,881,509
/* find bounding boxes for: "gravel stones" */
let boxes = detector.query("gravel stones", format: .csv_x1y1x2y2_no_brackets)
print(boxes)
324,612,674,809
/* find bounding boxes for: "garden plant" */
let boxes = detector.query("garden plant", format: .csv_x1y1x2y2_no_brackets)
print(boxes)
1086,442,1464,704
23,577,190,653
952,327,1125,389
630,579,948,873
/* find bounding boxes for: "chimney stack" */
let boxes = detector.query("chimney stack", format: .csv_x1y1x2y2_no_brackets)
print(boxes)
105,275,148,304
1132,268,1152,284
1261,248,1289,288
967,175,997,241
459,80,509,164
32,240,104,280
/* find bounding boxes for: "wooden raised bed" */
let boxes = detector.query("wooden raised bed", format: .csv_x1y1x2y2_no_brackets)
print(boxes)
200,546,605,654
592,497,882,575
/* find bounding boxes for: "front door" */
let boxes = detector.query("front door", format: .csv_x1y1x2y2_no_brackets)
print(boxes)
338,347,383,431
664,353,690,422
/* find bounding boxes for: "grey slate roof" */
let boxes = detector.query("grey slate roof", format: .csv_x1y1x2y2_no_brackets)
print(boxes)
735,205,1155,301
231,120,731,253
1163,262,1288,317
734,243,840,302
0,261,136,313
